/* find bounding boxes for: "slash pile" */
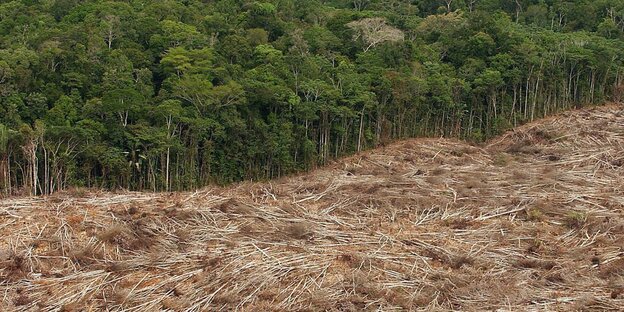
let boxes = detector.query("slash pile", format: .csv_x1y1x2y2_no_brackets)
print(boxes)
1,104,623,311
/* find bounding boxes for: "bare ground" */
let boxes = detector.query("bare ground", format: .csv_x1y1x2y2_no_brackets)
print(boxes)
1,104,623,311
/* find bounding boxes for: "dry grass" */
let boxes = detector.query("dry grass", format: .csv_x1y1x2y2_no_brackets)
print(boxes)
1,104,623,311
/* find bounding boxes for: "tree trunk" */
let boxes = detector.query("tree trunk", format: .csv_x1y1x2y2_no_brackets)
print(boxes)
166,147,170,192
357,110,364,152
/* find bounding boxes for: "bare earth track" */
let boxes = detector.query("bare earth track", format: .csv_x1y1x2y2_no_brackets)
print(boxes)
1,104,623,311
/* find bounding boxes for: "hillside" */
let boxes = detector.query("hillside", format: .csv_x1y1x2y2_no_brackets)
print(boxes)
1,104,623,311
2,1,624,193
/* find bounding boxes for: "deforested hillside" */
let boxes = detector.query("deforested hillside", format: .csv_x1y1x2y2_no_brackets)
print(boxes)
1,104,623,311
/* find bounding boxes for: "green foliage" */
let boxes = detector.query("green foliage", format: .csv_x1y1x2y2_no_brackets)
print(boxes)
565,211,587,229
45,96,78,126
0,0,622,194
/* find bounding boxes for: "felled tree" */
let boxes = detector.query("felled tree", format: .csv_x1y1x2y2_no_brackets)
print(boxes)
347,18,404,52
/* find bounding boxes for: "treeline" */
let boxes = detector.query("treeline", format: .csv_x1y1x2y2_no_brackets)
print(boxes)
0,0,623,195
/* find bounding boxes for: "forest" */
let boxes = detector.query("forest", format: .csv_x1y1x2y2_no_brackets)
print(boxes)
0,0,623,194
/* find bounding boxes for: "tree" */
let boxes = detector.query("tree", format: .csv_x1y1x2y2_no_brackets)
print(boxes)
246,28,269,47
474,69,504,119
347,18,404,52
468,0,479,12
101,15,120,49
156,100,183,191
157,20,203,48
0,123,9,194
45,96,78,127
443,0,454,13
304,26,341,53
352,0,371,11
102,88,144,127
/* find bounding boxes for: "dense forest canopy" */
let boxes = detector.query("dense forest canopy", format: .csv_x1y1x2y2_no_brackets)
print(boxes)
0,0,623,194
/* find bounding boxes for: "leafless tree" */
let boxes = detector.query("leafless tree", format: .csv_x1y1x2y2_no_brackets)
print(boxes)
352,0,371,11
444,0,454,13
102,15,120,49
347,18,404,52
468,0,478,12
514,0,523,22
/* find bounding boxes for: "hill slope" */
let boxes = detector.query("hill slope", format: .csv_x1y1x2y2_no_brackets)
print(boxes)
1,104,623,311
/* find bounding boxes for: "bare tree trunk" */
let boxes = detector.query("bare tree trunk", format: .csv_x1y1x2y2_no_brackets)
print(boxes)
444,0,453,13
32,145,38,196
357,109,364,152
7,152,11,195
43,145,49,195
166,147,170,192
590,69,596,104
525,66,534,120
531,63,543,121
512,85,518,126
468,0,477,12
0,155,6,196
514,0,522,22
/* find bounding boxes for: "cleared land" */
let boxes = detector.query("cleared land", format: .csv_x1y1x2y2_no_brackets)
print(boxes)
1,104,623,311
